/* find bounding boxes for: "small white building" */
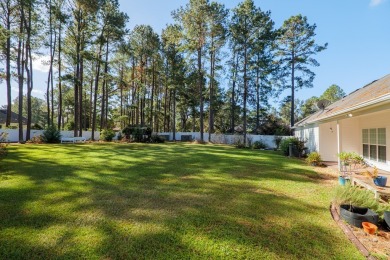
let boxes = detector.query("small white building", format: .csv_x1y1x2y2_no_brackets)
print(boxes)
294,74,390,171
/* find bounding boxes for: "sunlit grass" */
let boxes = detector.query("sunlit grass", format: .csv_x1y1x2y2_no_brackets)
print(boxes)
0,143,363,259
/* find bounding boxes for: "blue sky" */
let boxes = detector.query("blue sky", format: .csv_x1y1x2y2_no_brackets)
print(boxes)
1,0,390,108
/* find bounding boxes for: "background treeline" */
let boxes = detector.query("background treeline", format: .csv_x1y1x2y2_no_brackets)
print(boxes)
0,0,342,142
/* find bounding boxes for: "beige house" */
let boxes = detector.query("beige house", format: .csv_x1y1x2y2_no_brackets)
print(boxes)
294,74,390,171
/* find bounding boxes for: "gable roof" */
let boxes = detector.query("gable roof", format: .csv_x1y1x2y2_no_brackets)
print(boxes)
294,74,390,127
0,109,28,124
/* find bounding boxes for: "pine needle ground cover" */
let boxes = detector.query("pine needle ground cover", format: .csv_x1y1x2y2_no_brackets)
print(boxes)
0,143,362,259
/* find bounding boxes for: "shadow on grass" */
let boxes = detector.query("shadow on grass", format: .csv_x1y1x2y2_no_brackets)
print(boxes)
0,143,363,259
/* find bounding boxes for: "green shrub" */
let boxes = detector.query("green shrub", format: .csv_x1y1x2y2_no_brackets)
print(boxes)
274,136,283,149
31,123,44,130
305,152,322,166
65,121,75,131
333,184,382,213
233,136,245,149
279,137,306,157
253,140,267,149
42,125,61,143
150,134,165,143
122,125,152,142
0,133,8,160
101,129,116,142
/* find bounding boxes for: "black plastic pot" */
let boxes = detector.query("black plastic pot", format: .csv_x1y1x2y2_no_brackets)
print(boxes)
384,211,390,229
339,204,378,228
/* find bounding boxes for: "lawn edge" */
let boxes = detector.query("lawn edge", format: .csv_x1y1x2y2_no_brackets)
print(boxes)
330,203,375,260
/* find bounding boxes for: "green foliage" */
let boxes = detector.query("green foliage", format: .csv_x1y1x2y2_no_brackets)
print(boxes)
279,137,306,156
333,184,383,214
337,152,365,174
41,125,61,143
101,129,116,142
274,136,283,149
320,84,346,103
122,125,152,142
233,135,245,148
65,121,75,131
253,140,267,149
31,123,43,130
150,134,165,143
305,152,322,166
0,133,8,160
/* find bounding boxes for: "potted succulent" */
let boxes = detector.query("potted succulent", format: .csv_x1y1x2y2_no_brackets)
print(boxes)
364,167,388,187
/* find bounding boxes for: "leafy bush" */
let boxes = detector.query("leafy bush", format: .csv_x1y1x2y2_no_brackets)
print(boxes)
28,135,43,144
0,133,8,160
333,184,382,213
150,134,165,143
101,129,116,142
279,137,306,157
65,121,75,131
122,125,152,142
42,125,61,143
233,135,245,148
305,152,322,166
31,123,44,130
253,140,267,149
274,136,283,150
246,136,253,148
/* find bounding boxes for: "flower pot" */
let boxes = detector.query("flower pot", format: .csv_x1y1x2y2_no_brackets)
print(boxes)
362,222,377,235
339,204,379,228
384,211,390,229
339,176,346,186
373,176,387,187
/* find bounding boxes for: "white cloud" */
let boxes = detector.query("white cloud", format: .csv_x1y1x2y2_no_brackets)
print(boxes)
370,0,385,6
32,54,51,72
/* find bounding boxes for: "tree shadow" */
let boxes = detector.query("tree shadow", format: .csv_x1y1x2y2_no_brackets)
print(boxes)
0,143,363,259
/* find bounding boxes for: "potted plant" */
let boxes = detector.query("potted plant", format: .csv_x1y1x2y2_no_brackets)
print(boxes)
339,204,378,228
364,167,388,187
337,152,365,185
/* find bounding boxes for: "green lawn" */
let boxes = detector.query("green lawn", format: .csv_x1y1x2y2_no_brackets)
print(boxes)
0,143,362,259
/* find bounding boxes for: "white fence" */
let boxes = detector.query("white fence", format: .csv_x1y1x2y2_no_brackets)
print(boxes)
158,132,288,149
0,129,100,142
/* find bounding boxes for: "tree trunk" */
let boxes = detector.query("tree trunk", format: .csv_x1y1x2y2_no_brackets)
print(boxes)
5,0,11,127
290,53,295,133
198,47,204,142
17,9,25,142
243,44,248,146
92,44,103,140
57,21,63,130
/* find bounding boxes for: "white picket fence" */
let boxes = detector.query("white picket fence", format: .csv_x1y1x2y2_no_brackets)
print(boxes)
0,129,100,142
158,132,288,149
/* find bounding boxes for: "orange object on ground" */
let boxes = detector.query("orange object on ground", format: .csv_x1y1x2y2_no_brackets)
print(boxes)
362,222,377,235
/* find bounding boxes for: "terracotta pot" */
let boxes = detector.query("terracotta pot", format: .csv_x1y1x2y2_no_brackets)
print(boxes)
362,222,377,235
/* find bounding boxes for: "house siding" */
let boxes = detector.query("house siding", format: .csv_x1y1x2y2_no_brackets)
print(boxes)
295,124,319,154
318,122,338,161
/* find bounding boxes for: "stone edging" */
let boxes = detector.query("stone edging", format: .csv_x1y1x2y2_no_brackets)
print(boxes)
329,203,376,260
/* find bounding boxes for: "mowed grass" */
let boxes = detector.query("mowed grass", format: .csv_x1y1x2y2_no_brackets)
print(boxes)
0,143,362,259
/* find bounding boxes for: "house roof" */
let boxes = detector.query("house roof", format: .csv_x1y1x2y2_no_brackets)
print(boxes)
0,109,28,124
294,74,390,127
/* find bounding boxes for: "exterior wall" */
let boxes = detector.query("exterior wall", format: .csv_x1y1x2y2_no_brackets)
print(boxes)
339,117,361,155
318,122,338,161
158,132,288,149
357,109,390,171
0,129,100,142
294,124,319,154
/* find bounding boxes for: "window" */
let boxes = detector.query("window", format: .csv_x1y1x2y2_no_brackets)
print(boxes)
362,128,386,163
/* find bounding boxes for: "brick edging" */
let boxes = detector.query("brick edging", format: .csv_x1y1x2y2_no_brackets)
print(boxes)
330,203,376,260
